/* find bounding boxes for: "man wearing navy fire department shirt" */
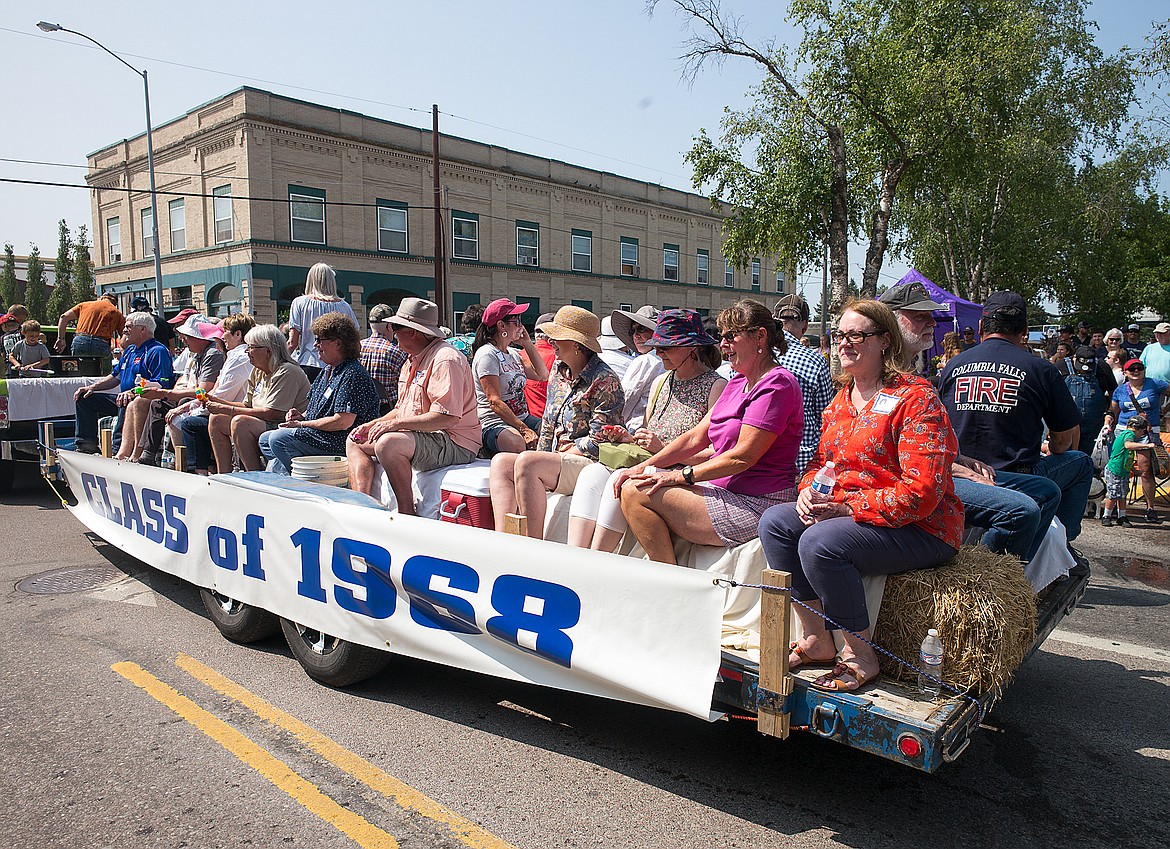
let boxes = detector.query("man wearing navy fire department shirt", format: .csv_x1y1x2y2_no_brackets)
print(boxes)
939,290,1094,545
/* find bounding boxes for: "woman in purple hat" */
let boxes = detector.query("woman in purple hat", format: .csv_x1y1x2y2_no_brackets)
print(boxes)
567,309,725,552
472,298,549,456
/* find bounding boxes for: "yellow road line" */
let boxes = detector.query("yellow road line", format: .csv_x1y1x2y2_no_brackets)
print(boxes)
111,662,398,849
174,653,519,849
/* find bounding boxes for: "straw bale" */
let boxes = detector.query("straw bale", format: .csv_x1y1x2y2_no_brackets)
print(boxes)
873,546,1037,694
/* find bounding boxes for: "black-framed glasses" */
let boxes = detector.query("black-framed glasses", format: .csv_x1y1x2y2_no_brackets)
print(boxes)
720,328,757,343
831,329,882,345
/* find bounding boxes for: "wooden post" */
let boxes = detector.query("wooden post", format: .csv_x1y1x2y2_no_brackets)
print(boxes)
757,568,793,739
99,428,113,458
502,513,528,537
174,444,188,472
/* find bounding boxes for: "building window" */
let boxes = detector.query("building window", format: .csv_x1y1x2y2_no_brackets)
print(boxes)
377,201,408,253
141,207,154,258
106,217,121,263
618,303,633,312
452,211,479,260
697,308,710,318
776,268,786,293
516,296,540,331
452,291,479,334
663,244,679,282
724,260,734,288
289,185,325,245
751,259,761,292
571,299,593,312
571,230,592,273
169,199,185,252
516,221,539,266
212,186,233,244
620,237,639,277
697,249,709,285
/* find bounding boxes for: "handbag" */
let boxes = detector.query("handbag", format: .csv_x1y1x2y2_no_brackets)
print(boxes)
599,442,653,470
1126,384,1162,475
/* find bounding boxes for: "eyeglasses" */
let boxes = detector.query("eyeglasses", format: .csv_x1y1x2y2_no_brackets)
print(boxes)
831,329,883,345
246,345,268,352
1126,365,1145,372
313,338,338,348
632,326,654,336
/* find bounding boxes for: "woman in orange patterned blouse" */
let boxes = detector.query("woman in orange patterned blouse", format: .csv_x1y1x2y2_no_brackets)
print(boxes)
759,299,963,693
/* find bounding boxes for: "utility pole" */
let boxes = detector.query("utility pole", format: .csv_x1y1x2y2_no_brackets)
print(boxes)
432,105,446,325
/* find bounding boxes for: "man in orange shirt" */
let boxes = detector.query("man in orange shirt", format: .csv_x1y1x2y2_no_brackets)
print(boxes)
56,293,124,357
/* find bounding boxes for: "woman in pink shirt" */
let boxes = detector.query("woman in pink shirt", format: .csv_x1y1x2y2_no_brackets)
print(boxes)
615,300,803,565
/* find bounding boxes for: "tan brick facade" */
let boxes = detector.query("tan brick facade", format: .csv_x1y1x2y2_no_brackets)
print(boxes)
87,87,791,327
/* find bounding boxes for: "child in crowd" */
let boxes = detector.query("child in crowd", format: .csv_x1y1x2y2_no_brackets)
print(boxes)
7,320,52,376
1102,414,1150,527
2,308,26,360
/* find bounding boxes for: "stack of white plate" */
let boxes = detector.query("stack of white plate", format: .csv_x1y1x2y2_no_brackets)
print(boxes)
291,455,350,488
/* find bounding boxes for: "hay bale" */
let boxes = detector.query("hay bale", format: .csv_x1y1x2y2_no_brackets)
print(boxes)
872,546,1037,694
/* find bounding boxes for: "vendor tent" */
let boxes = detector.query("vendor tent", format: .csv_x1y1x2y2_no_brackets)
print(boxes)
893,269,983,356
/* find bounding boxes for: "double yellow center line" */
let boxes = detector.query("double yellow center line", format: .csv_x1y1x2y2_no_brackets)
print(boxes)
113,654,518,849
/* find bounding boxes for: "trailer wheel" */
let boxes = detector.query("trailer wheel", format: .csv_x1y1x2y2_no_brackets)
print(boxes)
0,460,14,495
199,589,280,643
279,618,390,687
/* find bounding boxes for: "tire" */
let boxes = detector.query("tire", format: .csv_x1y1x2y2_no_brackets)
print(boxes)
199,589,281,643
279,618,391,687
0,460,15,495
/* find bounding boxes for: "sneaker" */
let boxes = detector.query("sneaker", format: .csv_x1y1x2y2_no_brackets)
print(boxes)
74,439,100,454
1146,510,1162,525
1100,515,1113,527
137,452,159,467
1116,515,1133,527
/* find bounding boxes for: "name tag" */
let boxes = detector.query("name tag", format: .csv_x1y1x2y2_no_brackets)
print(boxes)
872,392,900,414
413,369,428,386
323,386,334,400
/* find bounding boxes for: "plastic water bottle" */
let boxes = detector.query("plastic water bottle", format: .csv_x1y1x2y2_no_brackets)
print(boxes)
918,628,944,698
810,461,837,499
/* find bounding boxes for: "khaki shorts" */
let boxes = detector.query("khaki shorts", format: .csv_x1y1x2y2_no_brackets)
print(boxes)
553,453,593,495
410,430,477,472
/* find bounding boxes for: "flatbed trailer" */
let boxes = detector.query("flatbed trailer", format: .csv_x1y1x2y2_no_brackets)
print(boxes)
38,440,1091,773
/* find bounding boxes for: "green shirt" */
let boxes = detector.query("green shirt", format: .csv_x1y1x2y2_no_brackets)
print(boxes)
1105,428,1138,477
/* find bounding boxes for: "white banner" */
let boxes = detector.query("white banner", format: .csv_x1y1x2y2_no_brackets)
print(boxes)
58,452,725,719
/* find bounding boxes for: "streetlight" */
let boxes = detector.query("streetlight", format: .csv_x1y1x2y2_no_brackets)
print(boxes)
37,21,166,314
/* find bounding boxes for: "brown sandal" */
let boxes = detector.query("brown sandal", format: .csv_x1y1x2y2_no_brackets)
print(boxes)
810,661,876,693
789,640,837,671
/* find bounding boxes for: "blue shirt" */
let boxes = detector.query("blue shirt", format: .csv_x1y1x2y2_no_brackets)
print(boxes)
112,337,174,391
1112,378,1169,428
294,358,380,455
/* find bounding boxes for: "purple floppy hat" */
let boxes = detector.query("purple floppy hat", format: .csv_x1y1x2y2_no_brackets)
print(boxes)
643,309,718,347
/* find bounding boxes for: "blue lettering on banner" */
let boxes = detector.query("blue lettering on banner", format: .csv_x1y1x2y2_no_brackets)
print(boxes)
120,483,145,536
331,537,396,619
163,494,188,553
486,576,581,668
208,526,239,571
79,473,186,553
141,489,166,544
292,527,327,602
402,555,481,634
241,514,266,580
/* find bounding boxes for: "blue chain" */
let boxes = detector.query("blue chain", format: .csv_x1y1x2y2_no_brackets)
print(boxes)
714,578,984,722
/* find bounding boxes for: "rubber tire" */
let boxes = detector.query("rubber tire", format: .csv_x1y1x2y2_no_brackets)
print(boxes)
199,589,281,643
0,460,15,495
279,618,391,687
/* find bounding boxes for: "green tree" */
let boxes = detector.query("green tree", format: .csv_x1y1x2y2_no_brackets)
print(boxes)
0,243,16,308
24,245,47,322
73,226,96,302
660,0,1074,320
47,220,74,321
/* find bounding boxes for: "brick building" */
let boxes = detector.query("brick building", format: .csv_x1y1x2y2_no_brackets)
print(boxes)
86,87,790,327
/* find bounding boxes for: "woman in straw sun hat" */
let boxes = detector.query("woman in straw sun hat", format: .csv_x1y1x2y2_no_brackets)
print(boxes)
489,305,624,538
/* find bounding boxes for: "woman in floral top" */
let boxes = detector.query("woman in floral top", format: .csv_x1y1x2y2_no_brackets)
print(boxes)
489,306,624,539
759,299,962,694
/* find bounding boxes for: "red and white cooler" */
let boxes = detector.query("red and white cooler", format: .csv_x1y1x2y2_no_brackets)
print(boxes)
438,464,494,530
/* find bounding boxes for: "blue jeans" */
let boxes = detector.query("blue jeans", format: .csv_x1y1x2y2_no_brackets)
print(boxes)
1031,450,1094,542
177,413,213,471
74,393,125,451
759,503,958,632
259,427,333,475
71,334,112,357
954,471,1061,562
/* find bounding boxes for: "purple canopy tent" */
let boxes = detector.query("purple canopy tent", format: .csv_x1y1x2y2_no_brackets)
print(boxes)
893,269,982,357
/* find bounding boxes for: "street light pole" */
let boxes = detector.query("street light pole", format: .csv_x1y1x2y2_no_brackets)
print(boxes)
37,22,166,314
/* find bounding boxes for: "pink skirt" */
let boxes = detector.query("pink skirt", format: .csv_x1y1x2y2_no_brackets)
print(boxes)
702,484,798,547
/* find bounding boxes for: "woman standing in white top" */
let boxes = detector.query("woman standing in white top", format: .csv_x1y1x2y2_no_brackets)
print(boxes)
287,263,358,369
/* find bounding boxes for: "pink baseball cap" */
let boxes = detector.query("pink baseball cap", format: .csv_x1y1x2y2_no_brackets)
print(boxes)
481,298,528,328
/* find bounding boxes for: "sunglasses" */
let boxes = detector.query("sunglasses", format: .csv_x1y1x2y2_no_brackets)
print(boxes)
720,327,759,343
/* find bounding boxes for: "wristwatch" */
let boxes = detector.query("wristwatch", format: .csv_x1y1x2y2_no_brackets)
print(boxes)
682,465,695,485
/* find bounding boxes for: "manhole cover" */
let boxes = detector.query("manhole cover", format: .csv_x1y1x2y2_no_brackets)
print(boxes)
16,565,123,595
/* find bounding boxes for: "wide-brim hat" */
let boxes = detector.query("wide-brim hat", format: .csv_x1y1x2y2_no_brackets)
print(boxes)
176,314,221,340
386,297,443,338
644,309,718,348
611,305,659,351
598,316,625,351
538,305,602,354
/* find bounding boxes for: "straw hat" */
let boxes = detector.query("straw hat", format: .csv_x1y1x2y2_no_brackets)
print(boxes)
386,297,442,338
537,305,602,354
611,305,659,351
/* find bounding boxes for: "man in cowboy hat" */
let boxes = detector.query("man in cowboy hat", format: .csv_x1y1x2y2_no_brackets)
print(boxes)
773,293,833,476
346,297,481,514
610,305,665,427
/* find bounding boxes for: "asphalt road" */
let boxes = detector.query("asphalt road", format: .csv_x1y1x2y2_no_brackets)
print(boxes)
2,461,1167,849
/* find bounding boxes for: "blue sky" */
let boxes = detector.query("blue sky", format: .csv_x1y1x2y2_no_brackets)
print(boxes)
1,0,1164,307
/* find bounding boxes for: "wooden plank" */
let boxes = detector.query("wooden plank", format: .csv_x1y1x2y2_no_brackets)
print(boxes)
757,568,793,739
502,513,528,537
174,444,188,472
99,428,113,458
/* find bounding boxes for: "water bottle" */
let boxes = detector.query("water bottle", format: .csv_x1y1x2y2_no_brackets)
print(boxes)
918,628,944,698
810,461,837,499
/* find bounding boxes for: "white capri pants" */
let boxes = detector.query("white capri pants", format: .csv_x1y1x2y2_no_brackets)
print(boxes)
567,461,629,534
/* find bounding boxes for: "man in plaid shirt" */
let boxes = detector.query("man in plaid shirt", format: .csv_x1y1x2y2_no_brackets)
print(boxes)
774,294,834,479
360,303,409,412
